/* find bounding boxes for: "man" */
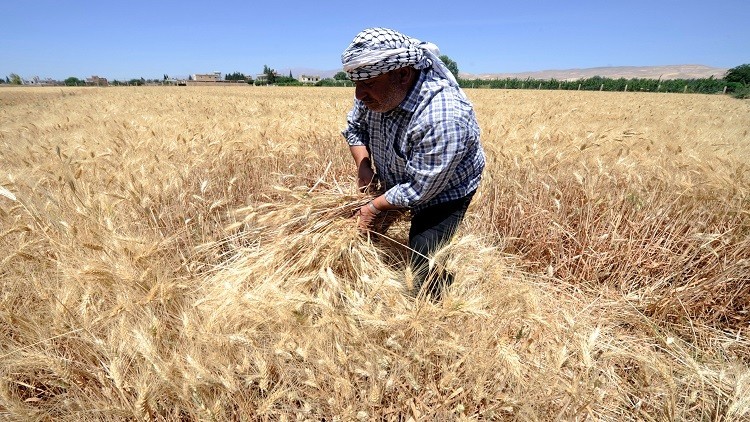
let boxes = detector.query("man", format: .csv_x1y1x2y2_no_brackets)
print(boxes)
341,27,485,299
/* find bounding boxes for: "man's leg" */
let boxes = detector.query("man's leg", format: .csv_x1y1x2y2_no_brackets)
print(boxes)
409,192,475,300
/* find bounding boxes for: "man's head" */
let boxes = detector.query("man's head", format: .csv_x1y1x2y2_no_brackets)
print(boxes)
341,27,459,111
341,28,427,112
354,66,418,113
341,28,425,80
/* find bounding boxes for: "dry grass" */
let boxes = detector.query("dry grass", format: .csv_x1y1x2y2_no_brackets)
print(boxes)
1,86,749,420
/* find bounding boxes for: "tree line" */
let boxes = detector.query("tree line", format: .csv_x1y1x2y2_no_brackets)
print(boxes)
456,63,749,99
458,75,741,95
457,64,750,99
323,61,749,99
4,63,747,98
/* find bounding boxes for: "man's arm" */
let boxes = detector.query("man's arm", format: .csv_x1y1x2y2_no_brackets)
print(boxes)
343,102,402,231
384,119,473,208
350,146,405,232
349,145,375,191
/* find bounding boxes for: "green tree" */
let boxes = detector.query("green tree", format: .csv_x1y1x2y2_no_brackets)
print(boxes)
64,76,83,86
262,65,277,84
225,71,247,81
334,71,349,81
439,55,459,80
725,64,750,85
9,73,22,85
721,64,750,98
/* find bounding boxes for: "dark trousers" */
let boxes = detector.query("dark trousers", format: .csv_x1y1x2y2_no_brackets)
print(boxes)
409,191,475,299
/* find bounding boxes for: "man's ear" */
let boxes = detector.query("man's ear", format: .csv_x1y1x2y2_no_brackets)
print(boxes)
396,67,414,86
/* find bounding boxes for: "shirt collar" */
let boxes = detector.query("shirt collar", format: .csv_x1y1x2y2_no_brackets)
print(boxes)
394,69,426,114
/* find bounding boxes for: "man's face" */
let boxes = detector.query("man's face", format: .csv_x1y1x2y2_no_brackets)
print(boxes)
354,69,410,113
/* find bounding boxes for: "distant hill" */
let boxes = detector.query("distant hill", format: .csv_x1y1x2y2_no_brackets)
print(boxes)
461,65,729,81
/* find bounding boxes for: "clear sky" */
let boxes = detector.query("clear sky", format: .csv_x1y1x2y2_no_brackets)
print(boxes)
2,0,749,81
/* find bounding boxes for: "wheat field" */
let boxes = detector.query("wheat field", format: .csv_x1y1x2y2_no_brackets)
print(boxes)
1,86,749,421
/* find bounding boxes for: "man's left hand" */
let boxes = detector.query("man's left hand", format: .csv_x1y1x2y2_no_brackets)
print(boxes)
356,203,378,233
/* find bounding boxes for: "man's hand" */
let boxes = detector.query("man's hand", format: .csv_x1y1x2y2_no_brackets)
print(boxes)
356,201,379,233
354,197,403,236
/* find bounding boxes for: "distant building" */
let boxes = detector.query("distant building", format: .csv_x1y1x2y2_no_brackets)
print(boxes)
299,74,320,84
86,76,108,86
183,71,250,86
192,71,222,82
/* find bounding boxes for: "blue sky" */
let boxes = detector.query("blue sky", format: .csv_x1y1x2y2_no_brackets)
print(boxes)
2,0,748,81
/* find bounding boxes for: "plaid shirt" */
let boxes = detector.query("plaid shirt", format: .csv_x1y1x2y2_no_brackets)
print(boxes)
342,69,485,211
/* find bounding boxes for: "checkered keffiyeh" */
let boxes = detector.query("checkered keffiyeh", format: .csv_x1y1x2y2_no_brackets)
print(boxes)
341,27,457,85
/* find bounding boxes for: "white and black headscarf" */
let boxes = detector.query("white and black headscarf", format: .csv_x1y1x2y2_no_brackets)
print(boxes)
341,27,458,86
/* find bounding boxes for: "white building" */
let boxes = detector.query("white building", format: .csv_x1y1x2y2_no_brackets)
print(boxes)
299,74,321,84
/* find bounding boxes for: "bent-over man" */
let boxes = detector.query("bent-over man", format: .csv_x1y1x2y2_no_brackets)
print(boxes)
341,27,485,299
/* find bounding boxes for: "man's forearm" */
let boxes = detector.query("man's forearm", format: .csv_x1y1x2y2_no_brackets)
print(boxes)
349,145,371,169
370,193,398,212
350,146,399,212
350,145,376,190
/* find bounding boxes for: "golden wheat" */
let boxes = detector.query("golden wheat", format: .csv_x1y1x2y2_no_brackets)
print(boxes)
0,86,748,420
